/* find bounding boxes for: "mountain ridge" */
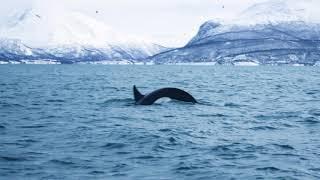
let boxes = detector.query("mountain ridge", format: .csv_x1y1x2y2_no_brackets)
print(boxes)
1,0,320,65
149,0,320,66
0,8,168,63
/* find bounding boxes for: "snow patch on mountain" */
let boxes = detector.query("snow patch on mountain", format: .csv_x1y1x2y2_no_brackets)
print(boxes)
151,0,320,66
222,0,320,25
1,7,159,47
0,5,168,63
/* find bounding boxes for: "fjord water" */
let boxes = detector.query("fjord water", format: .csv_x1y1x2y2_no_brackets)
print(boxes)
1,65,320,179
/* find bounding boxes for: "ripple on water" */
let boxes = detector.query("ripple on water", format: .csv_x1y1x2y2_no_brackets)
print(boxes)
152,144,174,152
249,126,278,131
89,170,105,175
116,151,131,155
19,125,46,129
256,167,281,172
46,99,65,103
0,102,24,108
309,168,320,172
99,98,133,106
271,153,300,157
163,115,175,118
17,139,39,144
224,102,242,108
101,143,127,149
308,109,320,117
299,117,320,124
196,113,227,118
0,156,28,162
48,159,76,166
168,137,177,144
181,163,216,177
272,144,295,150
2,66,320,179
210,143,266,158
254,111,302,121
305,89,319,95
159,128,172,132
197,100,216,106
175,165,199,171
130,155,159,160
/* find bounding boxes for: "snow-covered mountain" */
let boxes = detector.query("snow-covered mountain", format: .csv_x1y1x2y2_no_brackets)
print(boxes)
151,0,320,66
0,8,168,63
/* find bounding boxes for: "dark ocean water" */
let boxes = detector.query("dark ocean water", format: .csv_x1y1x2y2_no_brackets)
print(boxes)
1,65,320,179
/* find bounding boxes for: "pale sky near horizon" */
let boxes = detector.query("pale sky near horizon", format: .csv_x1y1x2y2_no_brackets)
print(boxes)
0,0,295,47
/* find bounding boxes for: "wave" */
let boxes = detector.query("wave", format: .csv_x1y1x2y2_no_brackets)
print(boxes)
256,167,281,171
0,102,24,108
308,109,320,116
272,144,295,150
101,143,127,149
163,115,176,118
99,98,134,106
48,159,76,166
89,170,105,175
159,128,172,132
129,155,159,160
196,100,216,106
254,111,302,120
196,113,227,118
19,125,46,129
305,89,319,95
46,99,65,103
153,144,174,152
249,126,277,131
0,156,27,162
299,117,320,124
272,153,299,157
224,102,243,108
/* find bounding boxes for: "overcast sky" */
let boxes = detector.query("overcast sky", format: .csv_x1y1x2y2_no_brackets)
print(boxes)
0,0,305,47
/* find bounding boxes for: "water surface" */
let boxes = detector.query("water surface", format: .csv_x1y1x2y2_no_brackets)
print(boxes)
1,65,320,179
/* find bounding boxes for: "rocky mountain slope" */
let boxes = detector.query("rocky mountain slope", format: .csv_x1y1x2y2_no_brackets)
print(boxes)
151,0,320,66
0,8,167,63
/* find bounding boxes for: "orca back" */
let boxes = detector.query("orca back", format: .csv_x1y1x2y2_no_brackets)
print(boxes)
133,86,197,105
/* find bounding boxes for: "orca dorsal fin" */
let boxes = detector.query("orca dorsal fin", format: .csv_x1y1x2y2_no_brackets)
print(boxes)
133,85,144,102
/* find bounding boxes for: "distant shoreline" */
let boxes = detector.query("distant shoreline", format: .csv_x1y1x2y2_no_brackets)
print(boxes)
0,61,318,67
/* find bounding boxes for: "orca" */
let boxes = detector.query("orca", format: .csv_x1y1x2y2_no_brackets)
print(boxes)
133,85,197,105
